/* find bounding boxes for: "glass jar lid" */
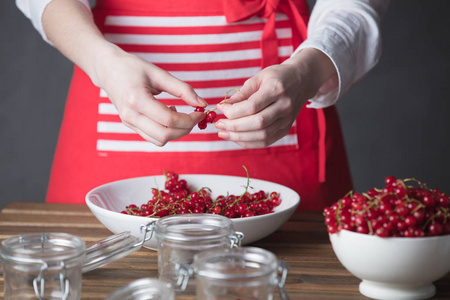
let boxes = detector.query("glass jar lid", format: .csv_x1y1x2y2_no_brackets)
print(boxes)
82,231,141,273
105,278,174,300
1,232,85,264
154,214,235,242
194,247,278,280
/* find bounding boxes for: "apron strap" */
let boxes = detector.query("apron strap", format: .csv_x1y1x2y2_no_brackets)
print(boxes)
317,108,326,183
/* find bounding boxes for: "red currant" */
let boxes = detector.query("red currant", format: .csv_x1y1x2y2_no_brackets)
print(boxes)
385,175,397,187
198,119,207,130
206,111,217,123
375,227,389,237
429,223,443,236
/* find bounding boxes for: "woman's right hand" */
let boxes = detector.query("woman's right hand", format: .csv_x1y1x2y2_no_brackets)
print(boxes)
92,45,207,146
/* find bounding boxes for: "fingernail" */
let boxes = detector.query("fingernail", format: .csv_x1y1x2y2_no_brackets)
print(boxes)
197,96,208,107
218,131,229,140
215,121,225,130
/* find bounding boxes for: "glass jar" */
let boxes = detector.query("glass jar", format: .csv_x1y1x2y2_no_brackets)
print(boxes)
152,214,244,289
105,278,174,300
1,233,86,300
186,247,289,300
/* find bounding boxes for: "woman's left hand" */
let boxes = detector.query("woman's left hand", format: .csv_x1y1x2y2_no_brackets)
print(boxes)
215,48,336,148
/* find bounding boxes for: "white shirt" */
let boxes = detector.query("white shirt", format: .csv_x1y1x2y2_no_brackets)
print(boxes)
15,0,390,108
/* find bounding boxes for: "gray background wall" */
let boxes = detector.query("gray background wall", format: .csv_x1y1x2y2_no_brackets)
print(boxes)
1,1,449,209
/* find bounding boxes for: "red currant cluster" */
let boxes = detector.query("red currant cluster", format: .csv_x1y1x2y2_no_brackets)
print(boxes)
195,88,239,130
195,106,217,130
324,176,450,237
121,170,282,218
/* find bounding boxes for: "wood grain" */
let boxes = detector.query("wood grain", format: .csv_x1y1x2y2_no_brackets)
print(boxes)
0,202,448,300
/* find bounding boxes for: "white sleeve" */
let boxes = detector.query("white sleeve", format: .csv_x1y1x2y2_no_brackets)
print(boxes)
16,0,92,44
293,0,390,108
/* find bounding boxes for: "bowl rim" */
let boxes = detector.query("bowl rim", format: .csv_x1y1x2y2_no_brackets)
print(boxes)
330,228,450,242
85,174,301,222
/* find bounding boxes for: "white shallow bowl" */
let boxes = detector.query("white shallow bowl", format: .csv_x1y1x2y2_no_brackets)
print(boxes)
330,230,450,300
86,175,300,249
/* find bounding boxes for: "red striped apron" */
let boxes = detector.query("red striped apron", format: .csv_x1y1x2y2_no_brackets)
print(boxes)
46,0,353,210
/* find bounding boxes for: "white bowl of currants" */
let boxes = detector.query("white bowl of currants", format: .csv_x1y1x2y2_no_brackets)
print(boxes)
86,170,300,250
325,176,450,300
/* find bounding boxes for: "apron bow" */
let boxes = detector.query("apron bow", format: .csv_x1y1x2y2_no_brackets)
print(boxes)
224,0,281,21
223,0,308,68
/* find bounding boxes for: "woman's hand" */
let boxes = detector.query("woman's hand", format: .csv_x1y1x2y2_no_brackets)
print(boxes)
42,0,207,147
93,46,207,146
215,48,336,148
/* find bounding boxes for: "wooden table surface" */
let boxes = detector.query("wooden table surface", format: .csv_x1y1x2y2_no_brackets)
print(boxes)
0,202,448,300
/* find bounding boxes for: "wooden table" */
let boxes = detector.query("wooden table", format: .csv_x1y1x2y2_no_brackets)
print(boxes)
0,202,448,299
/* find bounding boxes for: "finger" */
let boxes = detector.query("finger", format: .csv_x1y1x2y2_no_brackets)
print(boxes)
120,112,168,146
234,140,275,149
218,84,279,120
124,113,194,146
148,68,208,107
228,76,259,103
217,92,272,120
216,97,285,133
221,123,291,148
124,122,166,146
219,132,281,148
224,88,246,104
218,128,275,145
218,116,290,143
124,89,205,129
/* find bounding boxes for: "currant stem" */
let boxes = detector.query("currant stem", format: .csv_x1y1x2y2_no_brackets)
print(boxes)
223,165,251,210
204,88,241,114
222,88,240,103
242,165,250,195
367,219,374,235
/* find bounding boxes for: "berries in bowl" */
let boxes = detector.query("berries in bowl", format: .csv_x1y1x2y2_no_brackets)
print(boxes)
86,169,300,249
325,176,450,300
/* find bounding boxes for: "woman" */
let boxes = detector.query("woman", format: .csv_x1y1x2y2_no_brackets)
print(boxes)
16,0,389,210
